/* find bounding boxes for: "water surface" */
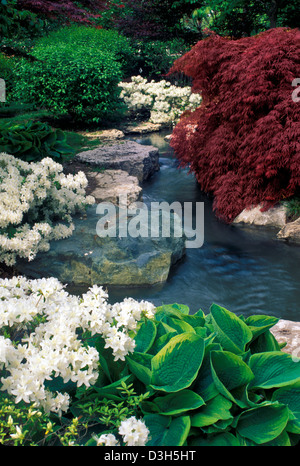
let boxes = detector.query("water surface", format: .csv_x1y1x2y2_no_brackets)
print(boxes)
107,131,300,322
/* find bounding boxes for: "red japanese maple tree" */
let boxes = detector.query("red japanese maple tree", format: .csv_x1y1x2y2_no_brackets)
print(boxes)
17,0,107,23
169,28,300,222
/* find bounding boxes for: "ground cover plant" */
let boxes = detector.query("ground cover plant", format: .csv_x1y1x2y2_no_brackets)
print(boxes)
0,120,73,162
169,27,300,222
0,277,299,446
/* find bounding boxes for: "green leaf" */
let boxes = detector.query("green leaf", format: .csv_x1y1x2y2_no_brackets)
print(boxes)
190,432,240,446
210,303,253,354
245,314,279,340
192,343,222,402
126,352,152,386
155,303,190,321
92,375,133,401
249,330,282,354
151,332,205,393
149,331,177,355
153,390,205,416
191,394,233,427
272,381,300,434
183,309,205,328
249,352,300,389
134,319,157,353
144,414,191,446
236,403,290,444
210,350,254,407
164,316,195,334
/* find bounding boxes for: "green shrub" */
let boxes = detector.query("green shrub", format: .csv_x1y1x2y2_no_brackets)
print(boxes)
0,120,73,162
34,25,136,78
136,39,191,80
77,302,300,446
14,41,123,124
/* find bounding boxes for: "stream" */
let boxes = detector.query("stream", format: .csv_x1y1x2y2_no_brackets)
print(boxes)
107,131,300,322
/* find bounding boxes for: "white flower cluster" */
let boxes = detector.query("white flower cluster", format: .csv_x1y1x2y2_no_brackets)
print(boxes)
0,276,156,415
0,153,95,265
96,416,150,446
119,76,202,125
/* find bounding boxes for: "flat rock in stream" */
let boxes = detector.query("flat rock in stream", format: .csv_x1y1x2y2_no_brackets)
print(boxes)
86,169,142,205
75,140,160,183
16,206,186,287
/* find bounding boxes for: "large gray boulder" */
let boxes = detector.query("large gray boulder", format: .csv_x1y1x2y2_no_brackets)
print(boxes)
16,205,186,287
75,140,160,183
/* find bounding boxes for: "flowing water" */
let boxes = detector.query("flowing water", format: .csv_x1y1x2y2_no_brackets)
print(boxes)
107,131,300,322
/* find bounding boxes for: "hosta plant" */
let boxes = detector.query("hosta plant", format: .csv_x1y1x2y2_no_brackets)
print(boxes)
79,302,300,446
0,120,73,162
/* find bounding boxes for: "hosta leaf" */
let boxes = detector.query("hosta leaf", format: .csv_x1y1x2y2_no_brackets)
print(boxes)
134,319,157,353
144,414,191,446
126,352,152,385
193,343,222,402
164,316,195,334
151,332,204,393
210,303,253,354
249,352,300,389
155,303,190,321
245,314,279,340
190,432,240,446
153,390,205,415
156,321,177,339
236,403,289,444
191,394,233,427
210,350,254,407
272,382,300,434
149,331,177,355
183,309,205,328
249,330,281,354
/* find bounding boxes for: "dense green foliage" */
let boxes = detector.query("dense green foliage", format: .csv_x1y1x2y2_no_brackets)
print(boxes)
191,0,300,38
13,35,124,124
136,39,191,80
35,25,136,78
75,303,300,446
0,120,73,162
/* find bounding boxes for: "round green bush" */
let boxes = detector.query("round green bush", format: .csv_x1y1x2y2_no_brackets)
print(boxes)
14,39,123,124
34,25,137,78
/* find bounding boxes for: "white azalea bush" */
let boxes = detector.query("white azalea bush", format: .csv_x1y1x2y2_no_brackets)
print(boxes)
96,417,149,446
0,153,95,266
0,276,154,445
119,75,202,125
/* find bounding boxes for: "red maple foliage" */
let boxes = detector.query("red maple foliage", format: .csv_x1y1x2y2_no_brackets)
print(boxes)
17,0,107,23
169,28,300,223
